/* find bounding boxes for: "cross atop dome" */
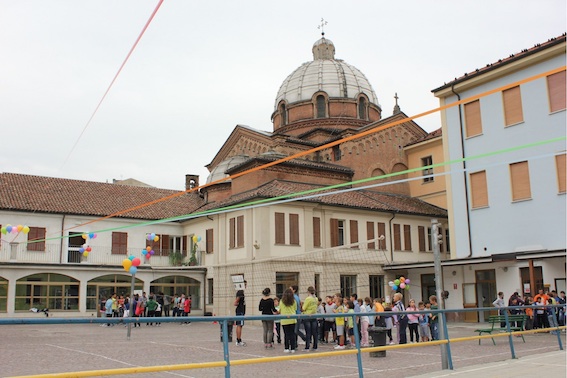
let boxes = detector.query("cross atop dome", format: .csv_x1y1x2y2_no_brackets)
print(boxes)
317,18,328,36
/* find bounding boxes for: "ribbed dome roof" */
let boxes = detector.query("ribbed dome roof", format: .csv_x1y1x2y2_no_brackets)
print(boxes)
206,155,250,184
274,37,379,109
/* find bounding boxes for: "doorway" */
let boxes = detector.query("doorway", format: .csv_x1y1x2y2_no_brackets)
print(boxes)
475,269,497,322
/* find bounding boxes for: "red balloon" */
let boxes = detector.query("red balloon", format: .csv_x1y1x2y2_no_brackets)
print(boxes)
132,257,141,267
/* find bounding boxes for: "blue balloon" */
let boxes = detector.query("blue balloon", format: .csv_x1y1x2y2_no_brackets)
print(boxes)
392,285,398,291
129,255,135,261
142,250,147,255
129,266,137,274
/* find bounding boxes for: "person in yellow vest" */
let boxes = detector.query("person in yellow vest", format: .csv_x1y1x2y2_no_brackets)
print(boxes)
301,286,318,351
277,288,297,353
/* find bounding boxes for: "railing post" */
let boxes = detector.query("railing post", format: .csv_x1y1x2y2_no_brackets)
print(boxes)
504,311,517,359
222,319,231,378
441,311,453,370
351,314,364,378
552,306,564,351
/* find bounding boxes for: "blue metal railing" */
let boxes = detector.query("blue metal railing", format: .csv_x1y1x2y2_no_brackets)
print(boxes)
0,305,564,378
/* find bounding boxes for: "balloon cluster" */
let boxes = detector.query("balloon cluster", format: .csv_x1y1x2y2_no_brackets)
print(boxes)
123,255,141,275
192,235,201,243
142,245,155,260
147,233,159,242
1,224,31,235
79,233,97,258
388,277,411,291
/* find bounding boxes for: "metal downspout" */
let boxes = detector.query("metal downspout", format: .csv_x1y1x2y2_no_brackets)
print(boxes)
59,214,66,263
388,212,396,263
450,85,473,258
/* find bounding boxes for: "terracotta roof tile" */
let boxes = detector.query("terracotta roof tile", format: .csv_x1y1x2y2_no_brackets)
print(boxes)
201,180,447,217
0,173,204,220
432,34,566,92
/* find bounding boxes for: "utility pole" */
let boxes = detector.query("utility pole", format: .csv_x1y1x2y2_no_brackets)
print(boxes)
432,219,449,369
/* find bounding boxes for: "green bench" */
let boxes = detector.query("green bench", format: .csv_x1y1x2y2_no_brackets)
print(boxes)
474,314,527,345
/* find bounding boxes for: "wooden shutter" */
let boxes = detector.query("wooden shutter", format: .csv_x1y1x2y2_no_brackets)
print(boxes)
289,214,299,245
503,86,523,126
556,154,566,193
418,226,426,252
403,225,412,251
510,161,531,201
330,218,339,247
182,235,188,257
393,224,401,251
275,212,285,244
366,221,375,249
27,227,46,252
236,215,244,248
548,70,566,113
206,229,214,253
464,100,482,137
229,217,235,249
161,234,170,256
470,171,489,208
111,232,127,255
350,220,358,249
377,222,386,250
313,217,321,247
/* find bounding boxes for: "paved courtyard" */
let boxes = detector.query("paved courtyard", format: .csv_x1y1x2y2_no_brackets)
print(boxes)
0,319,565,378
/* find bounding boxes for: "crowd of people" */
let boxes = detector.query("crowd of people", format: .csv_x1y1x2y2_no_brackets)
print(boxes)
239,286,566,352
100,286,565,349
233,286,445,353
99,291,192,327
493,289,566,334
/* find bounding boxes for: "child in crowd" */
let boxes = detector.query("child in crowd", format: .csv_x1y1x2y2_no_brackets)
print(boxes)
407,299,419,343
384,306,394,345
359,298,370,347
418,301,430,342
273,297,281,344
333,294,346,349
346,300,355,347
317,297,326,342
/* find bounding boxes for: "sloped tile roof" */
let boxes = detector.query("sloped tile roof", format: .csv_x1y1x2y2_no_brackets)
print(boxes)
432,34,566,92
200,179,447,217
1,173,446,221
405,127,442,147
0,173,204,220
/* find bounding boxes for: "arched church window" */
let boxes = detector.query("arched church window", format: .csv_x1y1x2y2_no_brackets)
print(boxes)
358,97,367,120
316,95,326,118
280,103,287,126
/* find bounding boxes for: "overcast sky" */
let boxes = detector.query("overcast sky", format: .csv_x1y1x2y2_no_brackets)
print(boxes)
1,1,565,190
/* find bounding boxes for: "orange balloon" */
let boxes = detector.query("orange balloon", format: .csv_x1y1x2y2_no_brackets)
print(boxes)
146,246,152,252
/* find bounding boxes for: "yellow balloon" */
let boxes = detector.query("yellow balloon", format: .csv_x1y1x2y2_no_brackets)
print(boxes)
83,251,89,257
192,235,198,243
122,259,132,270
154,236,159,242
23,226,30,234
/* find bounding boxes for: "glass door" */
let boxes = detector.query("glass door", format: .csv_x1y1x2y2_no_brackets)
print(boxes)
475,269,497,322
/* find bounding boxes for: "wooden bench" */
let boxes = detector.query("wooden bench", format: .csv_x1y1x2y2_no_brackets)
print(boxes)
474,315,527,345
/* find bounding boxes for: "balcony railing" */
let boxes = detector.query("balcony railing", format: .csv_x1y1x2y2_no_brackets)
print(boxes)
0,242,198,267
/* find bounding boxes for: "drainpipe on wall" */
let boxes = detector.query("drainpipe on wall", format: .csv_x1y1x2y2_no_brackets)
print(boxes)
450,85,473,258
59,214,66,264
388,212,396,263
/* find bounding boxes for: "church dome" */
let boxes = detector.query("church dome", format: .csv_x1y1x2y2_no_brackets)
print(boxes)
274,36,379,109
206,155,250,184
